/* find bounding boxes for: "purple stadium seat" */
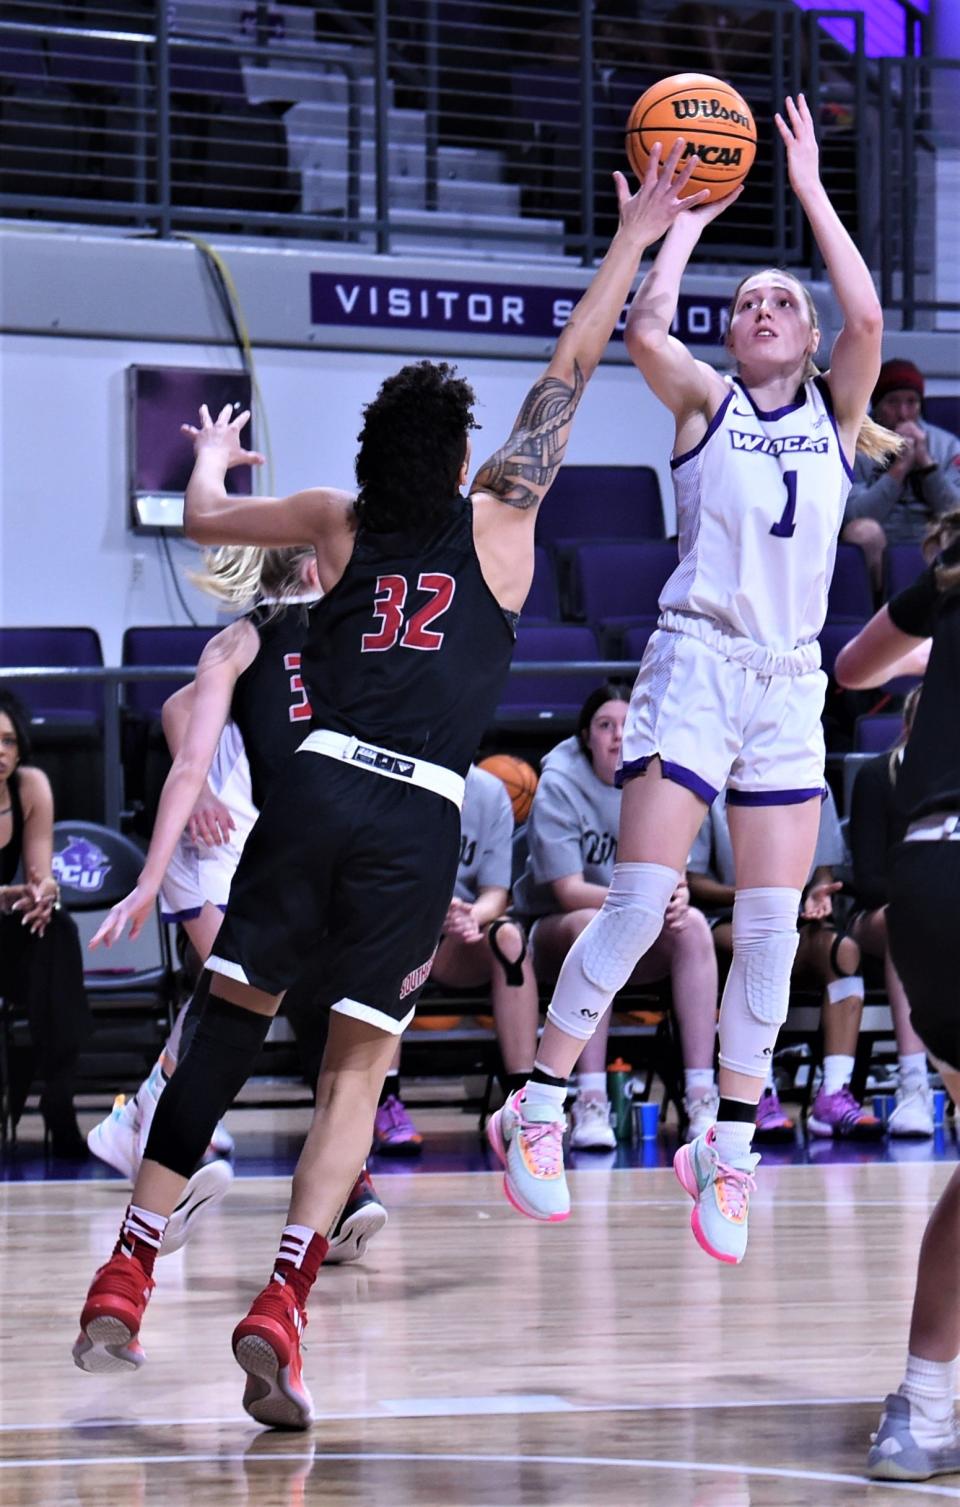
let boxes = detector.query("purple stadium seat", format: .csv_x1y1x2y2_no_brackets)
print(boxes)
827,544,873,621
886,542,926,600
620,623,656,666
853,714,903,753
535,466,665,552
0,627,104,724
499,624,601,720
522,546,561,621
576,541,677,625
122,626,220,719
818,620,866,679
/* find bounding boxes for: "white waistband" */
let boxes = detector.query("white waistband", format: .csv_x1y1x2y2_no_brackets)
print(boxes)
297,729,465,810
658,610,822,677
905,812,960,842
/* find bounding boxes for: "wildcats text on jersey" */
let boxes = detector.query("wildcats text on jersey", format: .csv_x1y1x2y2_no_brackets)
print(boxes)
729,430,831,456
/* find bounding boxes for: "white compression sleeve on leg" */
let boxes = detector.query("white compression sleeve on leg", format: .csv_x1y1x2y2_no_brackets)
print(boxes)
545,862,679,1042
717,886,802,1080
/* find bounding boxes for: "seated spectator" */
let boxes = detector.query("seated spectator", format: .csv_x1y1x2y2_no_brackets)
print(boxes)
0,688,91,1156
842,359,960,589
373,762,539,1154
848,686,934,1136
513,685,720,1150
688,782,882,1141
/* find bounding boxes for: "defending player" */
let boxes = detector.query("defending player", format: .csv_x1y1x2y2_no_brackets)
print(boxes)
488,95,897,1264
73,142,713,1427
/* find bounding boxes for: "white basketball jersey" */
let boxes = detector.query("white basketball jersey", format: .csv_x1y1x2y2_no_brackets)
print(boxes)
207,719,258,830
660,375,854,653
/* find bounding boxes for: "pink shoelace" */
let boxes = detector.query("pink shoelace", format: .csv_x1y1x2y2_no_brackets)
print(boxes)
518,1110,565,1177
713,1159,757,1219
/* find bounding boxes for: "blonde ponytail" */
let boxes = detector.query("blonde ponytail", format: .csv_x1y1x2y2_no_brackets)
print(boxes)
188,544,318,611
924,509,960,592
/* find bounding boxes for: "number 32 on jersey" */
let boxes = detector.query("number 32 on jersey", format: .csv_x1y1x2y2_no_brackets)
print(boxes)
362,573,456,653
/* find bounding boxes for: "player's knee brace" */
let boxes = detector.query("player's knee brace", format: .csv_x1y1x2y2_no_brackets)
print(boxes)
718,887,801,1079
144,985,272,1177
546,862,679,1042
487,918,527,987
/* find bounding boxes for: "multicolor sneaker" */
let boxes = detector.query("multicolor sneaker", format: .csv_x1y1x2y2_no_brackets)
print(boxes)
888,1081,935,1138
134,1062,167,1165
486,1089,569,1223
161,1159,234,1256
808,1085,883,1139
233,1279,314,1430
867,1391,960,1480
673,1126,759,1265
753,1089,796,1144
87,1094,140,1179
73,1251,154,1374
325,1166,388,1264
372,1094,422,1156
569,1092,617,1151
682,1087,720,1143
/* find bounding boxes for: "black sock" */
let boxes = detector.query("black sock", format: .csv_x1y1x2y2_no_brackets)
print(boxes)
717,1096,757,1124
529,1064,568,1091
379,1072,400,1107
500,1070,530,1097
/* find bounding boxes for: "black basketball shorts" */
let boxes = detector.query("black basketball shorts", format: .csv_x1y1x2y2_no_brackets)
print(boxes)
208,750,461,1034
887,837,960,1073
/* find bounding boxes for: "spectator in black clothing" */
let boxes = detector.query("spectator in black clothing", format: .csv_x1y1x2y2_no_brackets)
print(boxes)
848,685,934,1136
0,688,91,1156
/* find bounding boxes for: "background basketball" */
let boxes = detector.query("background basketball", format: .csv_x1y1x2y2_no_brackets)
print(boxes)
625,73,756,202
478,754,539,825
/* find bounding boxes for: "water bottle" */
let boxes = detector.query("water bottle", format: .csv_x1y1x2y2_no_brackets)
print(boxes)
607,1058,633,1141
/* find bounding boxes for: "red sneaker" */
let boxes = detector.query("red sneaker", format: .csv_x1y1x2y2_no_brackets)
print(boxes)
232,1280,315,1430
73,1252,154,1374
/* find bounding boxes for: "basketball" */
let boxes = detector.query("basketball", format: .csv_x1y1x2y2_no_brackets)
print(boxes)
478,754,539,824
625,73,756,202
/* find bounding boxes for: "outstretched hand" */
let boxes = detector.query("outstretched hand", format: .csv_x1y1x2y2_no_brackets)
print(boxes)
181,403,266,470
774,93,821,198
89,884,157,949
615,139,743,247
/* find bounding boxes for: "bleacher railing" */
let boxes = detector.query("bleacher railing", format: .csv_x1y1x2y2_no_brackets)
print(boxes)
0,1,957,320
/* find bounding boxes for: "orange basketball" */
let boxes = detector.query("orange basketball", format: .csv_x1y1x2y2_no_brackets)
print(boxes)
625,73,755,202
477,754,539,825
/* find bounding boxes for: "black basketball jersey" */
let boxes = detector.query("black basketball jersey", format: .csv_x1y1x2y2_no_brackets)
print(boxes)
230,603,314,809
300,494,516,779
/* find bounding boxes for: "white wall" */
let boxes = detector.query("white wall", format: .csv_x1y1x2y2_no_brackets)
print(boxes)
0,333,678,662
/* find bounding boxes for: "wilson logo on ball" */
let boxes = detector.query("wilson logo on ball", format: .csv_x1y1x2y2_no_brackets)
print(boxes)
672,97,752,129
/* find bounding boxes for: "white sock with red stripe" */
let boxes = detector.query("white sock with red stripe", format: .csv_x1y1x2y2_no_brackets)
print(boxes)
115,1203,169,1275
272,1223,329,1309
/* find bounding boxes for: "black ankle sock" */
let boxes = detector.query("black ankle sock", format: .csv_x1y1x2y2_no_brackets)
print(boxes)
718,1096,758,1124
501,1071,530,1097
530,1064,568,1091
379,1073,400,1107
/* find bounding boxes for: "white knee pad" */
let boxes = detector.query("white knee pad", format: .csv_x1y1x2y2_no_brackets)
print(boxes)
718,887,801,1080
546,862,679,1042
581,862,679,992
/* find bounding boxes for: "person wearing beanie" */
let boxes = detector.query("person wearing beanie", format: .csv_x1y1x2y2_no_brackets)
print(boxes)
842,358,960,588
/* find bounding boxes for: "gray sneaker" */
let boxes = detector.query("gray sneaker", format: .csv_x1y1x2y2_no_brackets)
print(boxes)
867,1392,960,1480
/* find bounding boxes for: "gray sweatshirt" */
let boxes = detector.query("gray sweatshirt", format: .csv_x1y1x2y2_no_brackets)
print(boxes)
455,765,514,903
844,420,960,544
513,736,620,919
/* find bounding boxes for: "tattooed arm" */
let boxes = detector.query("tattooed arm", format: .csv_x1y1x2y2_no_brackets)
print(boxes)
471,142,711,609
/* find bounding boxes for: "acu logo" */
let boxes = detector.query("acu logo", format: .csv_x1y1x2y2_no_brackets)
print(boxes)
53,835,112,893
583,829,617,867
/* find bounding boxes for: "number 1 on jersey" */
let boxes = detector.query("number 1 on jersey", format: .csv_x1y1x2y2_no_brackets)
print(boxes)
770,470,798,539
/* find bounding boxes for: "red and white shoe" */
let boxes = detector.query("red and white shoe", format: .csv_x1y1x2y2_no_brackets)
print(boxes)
232,1279,315,1430
73,1251,154,1374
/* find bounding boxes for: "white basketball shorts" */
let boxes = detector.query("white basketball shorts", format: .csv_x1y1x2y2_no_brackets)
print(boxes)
159,820,254,922
618,612,827,806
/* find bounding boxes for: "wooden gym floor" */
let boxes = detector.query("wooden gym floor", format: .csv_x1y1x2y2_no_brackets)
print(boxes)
1,1112,959,1506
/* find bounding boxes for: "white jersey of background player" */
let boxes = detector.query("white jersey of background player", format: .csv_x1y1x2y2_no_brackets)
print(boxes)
488,96,898,1263
159,719,257,926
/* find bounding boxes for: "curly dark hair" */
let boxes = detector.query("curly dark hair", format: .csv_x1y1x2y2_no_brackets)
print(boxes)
354,361,479,534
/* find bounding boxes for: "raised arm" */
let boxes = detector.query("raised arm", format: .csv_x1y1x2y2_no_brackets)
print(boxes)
181,405,357,589
470,141,712,608
90,619,258,946
775,94,882,439
834,606,929,690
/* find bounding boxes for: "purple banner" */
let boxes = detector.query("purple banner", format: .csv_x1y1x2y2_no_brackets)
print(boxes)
310,272,730,345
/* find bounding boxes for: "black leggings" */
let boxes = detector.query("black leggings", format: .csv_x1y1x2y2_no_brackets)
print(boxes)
887,840,960,1072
